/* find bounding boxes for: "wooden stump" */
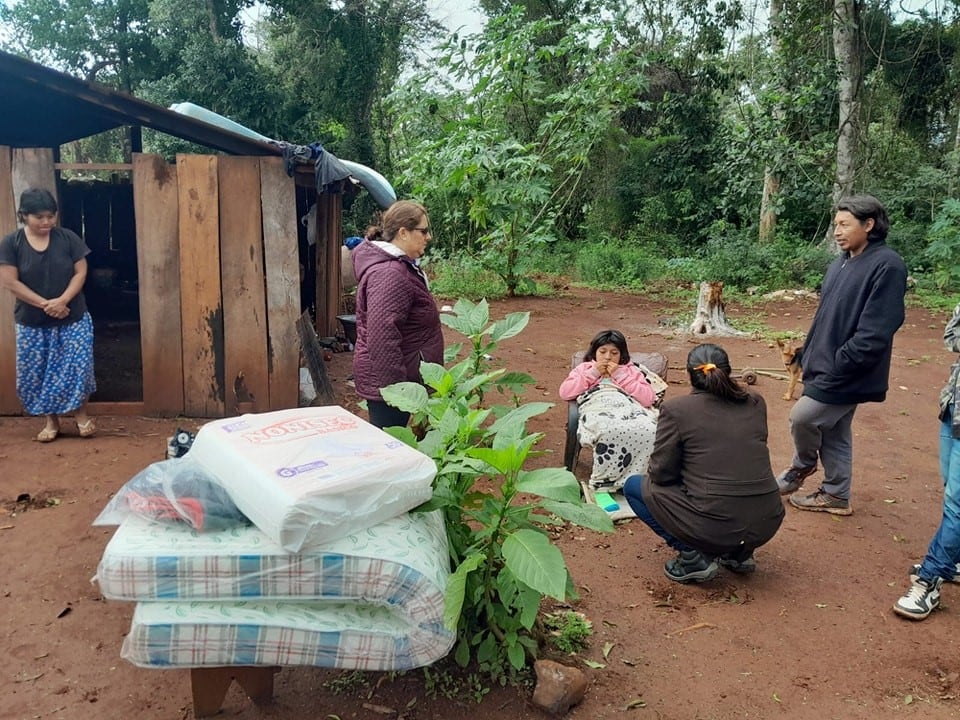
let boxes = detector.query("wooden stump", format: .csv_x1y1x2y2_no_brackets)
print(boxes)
689,281,747,336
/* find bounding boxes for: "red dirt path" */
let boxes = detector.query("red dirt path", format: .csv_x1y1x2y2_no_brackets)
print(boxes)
2,286,958,719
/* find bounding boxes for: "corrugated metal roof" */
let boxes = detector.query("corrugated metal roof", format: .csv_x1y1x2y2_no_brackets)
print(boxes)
0,50,281,156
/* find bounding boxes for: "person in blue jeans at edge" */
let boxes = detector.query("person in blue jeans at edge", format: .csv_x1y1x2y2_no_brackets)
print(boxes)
622,343,785,584
776,194,908,515
893,302,960,620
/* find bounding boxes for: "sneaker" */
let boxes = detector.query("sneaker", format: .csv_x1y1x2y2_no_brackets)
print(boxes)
776,464,817,495
718,553,757,574
788,489,852,515
664,550,719,584
893,576,943,620
910,563,960,584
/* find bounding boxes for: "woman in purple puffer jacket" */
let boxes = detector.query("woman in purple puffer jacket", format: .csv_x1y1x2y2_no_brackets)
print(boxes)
351,200,444,428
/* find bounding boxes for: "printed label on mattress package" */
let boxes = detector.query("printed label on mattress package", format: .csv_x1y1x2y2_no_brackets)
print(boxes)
242,414,358,444
188,406,437,550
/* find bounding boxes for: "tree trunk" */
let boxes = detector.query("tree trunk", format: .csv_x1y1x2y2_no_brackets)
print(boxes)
689,282,746,336
759,0,784,243
829,0,862,242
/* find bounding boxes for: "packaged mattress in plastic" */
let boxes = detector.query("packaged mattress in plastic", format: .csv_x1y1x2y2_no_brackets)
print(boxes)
187,406,436,550
96,511,450,621
121,597,453,671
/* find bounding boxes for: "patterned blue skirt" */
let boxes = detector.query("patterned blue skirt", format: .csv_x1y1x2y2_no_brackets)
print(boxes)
16,312,97,416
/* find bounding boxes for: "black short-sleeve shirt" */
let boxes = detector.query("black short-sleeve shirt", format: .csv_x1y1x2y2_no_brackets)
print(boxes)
0,227,90,327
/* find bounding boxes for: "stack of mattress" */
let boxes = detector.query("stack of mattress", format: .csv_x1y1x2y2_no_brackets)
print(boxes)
96,510,454,670
95,406,453,673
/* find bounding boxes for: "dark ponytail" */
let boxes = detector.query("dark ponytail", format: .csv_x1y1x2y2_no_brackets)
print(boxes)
686,343,748,403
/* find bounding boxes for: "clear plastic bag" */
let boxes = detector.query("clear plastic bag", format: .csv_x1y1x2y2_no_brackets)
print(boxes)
93,456,250,531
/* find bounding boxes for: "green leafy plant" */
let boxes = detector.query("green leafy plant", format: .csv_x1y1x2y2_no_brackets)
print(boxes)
542,610,593,655
388,10,647,297
381,299,613,683
925,198,960,292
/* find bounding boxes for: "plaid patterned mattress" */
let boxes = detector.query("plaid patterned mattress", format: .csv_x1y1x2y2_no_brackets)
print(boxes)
96,511,448,610
121,598,453,670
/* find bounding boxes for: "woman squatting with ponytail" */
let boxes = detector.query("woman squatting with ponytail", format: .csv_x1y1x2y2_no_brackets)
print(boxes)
622,343,785,584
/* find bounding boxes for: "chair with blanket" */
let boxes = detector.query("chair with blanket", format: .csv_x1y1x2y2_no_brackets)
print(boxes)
563,350,669,473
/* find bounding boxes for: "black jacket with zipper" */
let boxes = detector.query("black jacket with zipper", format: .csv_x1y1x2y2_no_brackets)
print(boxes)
801,240,907,405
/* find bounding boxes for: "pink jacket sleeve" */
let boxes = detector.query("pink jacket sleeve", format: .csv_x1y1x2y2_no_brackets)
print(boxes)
558,362,601,400
610,363,656,407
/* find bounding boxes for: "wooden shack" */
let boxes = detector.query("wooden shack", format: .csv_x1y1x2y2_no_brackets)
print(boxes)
0,52,347,418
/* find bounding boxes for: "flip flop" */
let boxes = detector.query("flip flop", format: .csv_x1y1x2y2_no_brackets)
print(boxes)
77,418,97,438
36,426,59,443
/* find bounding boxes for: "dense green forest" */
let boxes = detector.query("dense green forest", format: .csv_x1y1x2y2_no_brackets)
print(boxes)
4,0,960,299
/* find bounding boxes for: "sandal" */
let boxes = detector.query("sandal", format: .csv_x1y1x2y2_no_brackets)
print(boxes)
77,418,97,438
36,426,59,443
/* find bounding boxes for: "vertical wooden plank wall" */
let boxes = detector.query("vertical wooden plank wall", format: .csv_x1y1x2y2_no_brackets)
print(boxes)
259,157,299,410
132,153,184,416
315,191,342,337
0,147,18,414
177,154,224,417
218,156,269,414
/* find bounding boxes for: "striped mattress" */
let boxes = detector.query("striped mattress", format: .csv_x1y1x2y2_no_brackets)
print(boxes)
97,511,453,670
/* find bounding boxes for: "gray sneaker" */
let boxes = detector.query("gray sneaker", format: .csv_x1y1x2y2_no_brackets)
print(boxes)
910,563,960,584
893,576,943,620
776,464,817,495
788,489,852,516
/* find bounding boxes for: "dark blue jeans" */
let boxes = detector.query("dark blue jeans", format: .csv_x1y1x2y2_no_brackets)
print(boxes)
622,474,693,552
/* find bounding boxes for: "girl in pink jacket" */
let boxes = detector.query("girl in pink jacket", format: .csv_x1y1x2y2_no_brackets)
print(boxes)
560,330,659,490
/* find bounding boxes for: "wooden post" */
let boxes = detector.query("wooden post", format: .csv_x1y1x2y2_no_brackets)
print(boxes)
0,146,18,414
260,156,299,410
177,154,224,417
133,153,184,417
219,156,269,415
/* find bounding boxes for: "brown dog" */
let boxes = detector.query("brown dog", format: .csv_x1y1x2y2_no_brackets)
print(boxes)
775,339,802,401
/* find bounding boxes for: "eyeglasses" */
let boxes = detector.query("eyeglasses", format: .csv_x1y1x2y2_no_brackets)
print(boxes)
412,226,431,235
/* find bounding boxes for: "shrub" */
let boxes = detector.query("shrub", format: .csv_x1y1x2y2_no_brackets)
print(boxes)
381,299,613,683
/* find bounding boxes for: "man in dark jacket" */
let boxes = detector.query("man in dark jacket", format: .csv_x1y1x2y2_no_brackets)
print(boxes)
352,200,444,429
777,195,908,515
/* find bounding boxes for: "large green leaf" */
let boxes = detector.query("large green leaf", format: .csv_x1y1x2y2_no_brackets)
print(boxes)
467,445,523,475
380,382,429,413
488,311,529,342
515,467,581,502
494,371,536,393
539,499,615,533
381,425,419,449
501,529,568,601
491,402,553,432
444,553,485,631
420,362,452,394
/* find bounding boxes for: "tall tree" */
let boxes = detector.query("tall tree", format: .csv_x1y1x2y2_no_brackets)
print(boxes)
389,10,647,295
759,0,784,242
0,0,161,88
832,0,863,208
264,0,437,166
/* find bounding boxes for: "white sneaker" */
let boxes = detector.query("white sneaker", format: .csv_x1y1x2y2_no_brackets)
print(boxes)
909,563,960,584
893,577,943,620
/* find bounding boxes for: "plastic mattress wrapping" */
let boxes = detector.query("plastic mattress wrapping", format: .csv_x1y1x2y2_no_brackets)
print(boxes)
95,406,454,671
187,406,436,551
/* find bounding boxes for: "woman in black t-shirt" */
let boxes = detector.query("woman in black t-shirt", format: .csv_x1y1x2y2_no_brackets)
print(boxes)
0,188,96,442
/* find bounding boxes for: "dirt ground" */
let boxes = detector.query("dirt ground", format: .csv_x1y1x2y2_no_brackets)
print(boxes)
2,286,959,720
